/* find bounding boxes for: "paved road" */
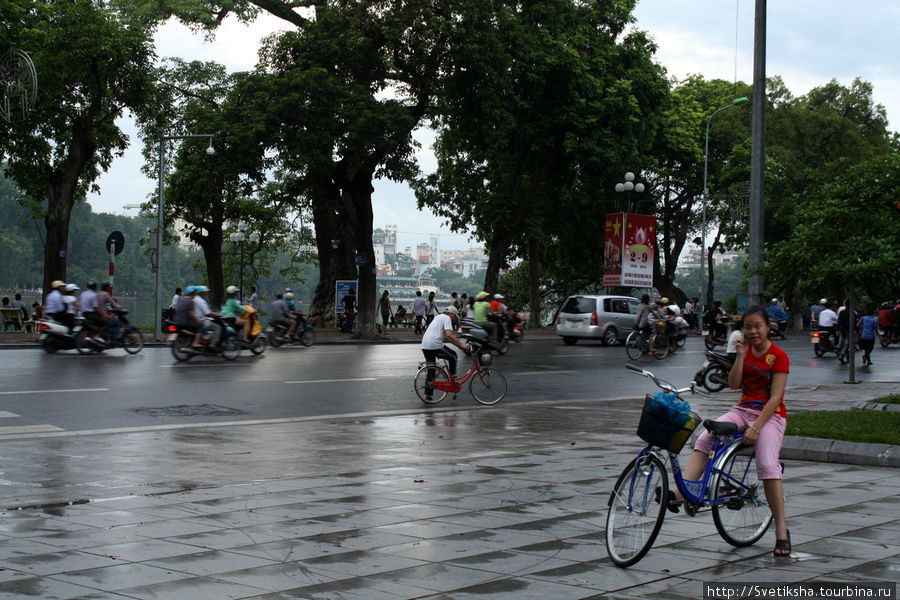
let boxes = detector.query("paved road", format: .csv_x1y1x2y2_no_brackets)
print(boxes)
1,335,897,436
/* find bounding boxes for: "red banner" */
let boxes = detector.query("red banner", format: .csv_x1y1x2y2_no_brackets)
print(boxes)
604,212,656,288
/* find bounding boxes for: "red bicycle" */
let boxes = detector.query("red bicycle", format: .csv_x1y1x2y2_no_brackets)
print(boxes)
414,342,508,406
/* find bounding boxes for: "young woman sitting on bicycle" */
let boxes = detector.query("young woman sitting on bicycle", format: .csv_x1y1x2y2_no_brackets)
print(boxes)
675,304,791,557
421,306,471,385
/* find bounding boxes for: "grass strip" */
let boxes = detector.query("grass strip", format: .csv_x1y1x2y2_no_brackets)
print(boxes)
787,410,900,446
870,394,899,404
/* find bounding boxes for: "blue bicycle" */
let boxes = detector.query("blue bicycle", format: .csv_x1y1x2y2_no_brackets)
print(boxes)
605,365,773,567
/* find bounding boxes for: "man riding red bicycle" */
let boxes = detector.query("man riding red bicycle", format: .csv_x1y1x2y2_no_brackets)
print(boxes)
420,305,471,401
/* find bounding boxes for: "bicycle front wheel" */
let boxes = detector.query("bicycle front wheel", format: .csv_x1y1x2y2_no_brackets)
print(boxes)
606,453,668,567
625,332,644,360
469,367,508,405
414,365,449,404
711,444,772,547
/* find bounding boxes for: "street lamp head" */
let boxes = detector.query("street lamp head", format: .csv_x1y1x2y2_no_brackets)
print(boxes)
624,172,635,182
238,221,248,232
615,183,625,193
634,183,645,193
623,181,634,192
205,144,215,155
249,232,260,243
230,232,245,243
733,97,749,105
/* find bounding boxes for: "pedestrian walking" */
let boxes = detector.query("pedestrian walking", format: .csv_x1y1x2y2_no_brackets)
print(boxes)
378,290,392,334
425,291,437,328
412,290,426,334
857,306,878,366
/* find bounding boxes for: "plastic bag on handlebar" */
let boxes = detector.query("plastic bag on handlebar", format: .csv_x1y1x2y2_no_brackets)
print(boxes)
637,392,699,453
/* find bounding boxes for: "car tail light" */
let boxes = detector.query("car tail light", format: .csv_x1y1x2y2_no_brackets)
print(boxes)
166,325,177,333
590,310,598,326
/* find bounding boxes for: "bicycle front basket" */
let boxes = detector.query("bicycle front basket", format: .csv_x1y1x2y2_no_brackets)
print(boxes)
637,394,700,453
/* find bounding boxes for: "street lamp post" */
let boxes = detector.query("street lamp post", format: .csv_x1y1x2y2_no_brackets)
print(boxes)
155,134,214,341
614,172,644,213
229,221,259,302
700,97,748,310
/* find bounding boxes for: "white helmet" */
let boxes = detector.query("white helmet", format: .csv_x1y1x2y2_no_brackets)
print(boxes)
226,285,238,295
285,292,294,300
65,283,80,292
819,298,827,304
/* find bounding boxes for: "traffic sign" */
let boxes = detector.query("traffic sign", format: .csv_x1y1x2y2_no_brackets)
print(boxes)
106,231,125,255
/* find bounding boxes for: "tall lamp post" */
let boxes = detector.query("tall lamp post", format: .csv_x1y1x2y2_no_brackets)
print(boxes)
700,97,748,310
614,172,644,213
230,221,259,302
155,133,215,341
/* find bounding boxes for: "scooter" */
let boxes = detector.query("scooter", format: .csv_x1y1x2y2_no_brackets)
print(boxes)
38,315,87,353
77,309,144,355
227,307,267,355
768,317,788,340
169,316,241,361
266,319,315,348
811,326,841,358
693,351,734,393
458,317,508,355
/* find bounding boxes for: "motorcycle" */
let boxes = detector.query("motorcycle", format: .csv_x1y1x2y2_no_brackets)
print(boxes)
230,306,267,355
811,326,841,358
38,316,87,353
266,319,315,348
77,309,144,355
169,316,241,361
878,326,900,348
703,327,728,350
693,351,734,393
768,317,788,340
458,317,508,355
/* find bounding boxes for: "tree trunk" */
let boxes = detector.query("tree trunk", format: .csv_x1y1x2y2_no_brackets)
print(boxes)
527,238,540,328
200,227,225,309
309,180,356,328
42,194,71,300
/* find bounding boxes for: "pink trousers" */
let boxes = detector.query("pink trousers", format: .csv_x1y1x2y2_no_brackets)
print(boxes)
693,406,786,480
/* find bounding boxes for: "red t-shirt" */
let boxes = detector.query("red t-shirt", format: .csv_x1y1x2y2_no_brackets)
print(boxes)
738,342,789,418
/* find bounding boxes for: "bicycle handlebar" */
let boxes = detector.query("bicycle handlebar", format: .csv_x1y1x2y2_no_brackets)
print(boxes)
625,363,712,397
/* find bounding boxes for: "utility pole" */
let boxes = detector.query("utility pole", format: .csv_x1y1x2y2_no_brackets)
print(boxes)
748,0,767,306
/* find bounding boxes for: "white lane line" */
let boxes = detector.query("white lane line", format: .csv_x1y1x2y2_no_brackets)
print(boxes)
160,363,235,368
0,412,19,418
0,388,109,396
0,424,64,435
284,378,377,384
509,370,578,376
0,395,641,441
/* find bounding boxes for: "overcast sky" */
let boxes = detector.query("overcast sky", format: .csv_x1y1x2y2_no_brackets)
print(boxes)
86,0,899,252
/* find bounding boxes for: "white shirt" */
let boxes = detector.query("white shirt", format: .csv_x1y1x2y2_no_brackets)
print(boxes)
193,296,212,322
683,301,693,315
44,289,65,314
413,296,426,316
80,289,99,313
818,308,838,327
170,294,181,309
421,313,455,350
63,294,78,314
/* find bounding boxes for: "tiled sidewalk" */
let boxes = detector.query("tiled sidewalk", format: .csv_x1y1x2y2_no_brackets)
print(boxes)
0,395,897,599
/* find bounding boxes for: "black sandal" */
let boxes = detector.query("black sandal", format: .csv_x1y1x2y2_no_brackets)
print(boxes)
774,530,791,556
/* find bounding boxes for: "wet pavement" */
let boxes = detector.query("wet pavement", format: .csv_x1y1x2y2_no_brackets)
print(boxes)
0,367,897,599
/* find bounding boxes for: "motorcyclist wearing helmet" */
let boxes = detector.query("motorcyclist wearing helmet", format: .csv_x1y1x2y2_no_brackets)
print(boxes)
269,293,297,339
705,299,729,340
44,280,68,329
173,286,204,348
193,286,223,349
284,292,307,342
222,285,251,342
60,284,81,331
80,280,108,343
766,298,789,331
97,282,124,341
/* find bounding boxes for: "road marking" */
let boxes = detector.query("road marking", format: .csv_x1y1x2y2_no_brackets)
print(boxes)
0,395,641,441
0,388,109,396
160,363,235,368
284,378,377,384
0,425,64,435
0,412,19,418
509,370,578,376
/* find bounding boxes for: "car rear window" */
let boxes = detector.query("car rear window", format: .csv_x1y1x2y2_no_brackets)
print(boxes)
560,297,597,314
607,298,637,314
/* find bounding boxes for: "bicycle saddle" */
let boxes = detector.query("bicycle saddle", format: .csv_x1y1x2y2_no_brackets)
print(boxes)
703,420,739,436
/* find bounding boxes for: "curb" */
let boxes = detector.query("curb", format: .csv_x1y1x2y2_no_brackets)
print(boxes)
782,435,899,468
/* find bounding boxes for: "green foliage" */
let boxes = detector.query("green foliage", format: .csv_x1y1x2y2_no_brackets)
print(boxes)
427,268,482,298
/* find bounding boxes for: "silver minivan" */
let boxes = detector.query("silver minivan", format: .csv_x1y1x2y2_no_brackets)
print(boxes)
555,295,640,346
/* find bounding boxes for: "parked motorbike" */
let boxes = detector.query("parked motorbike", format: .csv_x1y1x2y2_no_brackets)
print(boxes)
458,317,508,355
77,309,144,355
169,316,241,361
38,316,87,353
693,351,734,393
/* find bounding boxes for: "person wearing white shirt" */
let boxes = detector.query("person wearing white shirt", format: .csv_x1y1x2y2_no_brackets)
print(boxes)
170,287,182,310
412,291,427,334
817,302,839,346
44,280,67,323
420,306,471,401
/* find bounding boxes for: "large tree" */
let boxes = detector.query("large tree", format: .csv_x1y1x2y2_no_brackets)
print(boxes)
415,0,668,323
0,0,156,297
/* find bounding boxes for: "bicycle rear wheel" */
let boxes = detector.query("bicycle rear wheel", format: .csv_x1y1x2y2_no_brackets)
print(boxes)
606,453,668,567
652,333,669,359
625,332,644,360
414,365,449,404
711,444,772,546
469,367,508,405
